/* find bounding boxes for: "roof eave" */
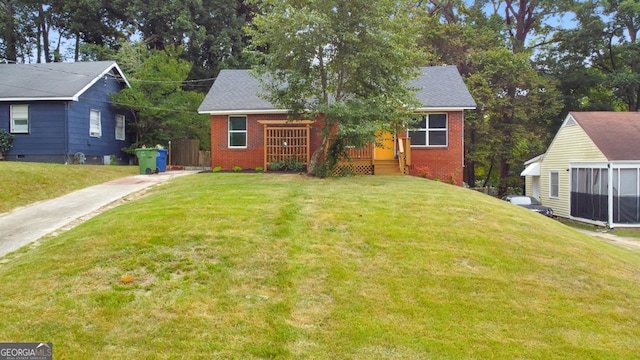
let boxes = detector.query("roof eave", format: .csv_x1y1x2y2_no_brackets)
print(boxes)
0,97,77,102
70,62,131,99
414,106,476,112
198,109,289,115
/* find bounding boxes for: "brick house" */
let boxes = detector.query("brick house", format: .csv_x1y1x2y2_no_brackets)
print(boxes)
198,66,476,184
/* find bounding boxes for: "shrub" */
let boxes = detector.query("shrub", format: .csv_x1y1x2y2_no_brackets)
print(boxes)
233,166,242,172
415,165,433,179
0,129,15,156
286,157,306,172
268,160,286,171
255,167,264,172
213,166,222,173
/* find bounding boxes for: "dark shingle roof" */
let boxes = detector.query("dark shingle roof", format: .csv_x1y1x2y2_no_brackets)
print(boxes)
411,65,477,110
0,61,129,101
198,70,278,113
570,111,640,160
198,65,476,114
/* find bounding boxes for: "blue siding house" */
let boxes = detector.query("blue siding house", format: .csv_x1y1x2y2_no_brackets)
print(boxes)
0,61,132,164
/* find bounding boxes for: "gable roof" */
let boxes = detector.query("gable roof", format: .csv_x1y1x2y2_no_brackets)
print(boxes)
198,65,476,115
412,65,477,111
569,111,640,161
0,61,130,102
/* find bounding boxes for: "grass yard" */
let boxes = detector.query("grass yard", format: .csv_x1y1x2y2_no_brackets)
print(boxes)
0,174,639,359
0,162,138,213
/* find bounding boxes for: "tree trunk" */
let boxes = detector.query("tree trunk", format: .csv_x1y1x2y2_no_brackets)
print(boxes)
40,5,50,63
307,133,328,176
1,0,18,62
464,159,475,188
74,32,80,62
497,158,510,197
464,128,476,186
482,161,493,188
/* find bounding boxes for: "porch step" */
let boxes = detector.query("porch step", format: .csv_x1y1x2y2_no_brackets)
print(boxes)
374,159,402,176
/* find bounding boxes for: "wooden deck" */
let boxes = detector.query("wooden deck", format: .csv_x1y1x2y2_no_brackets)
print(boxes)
333,138,411,176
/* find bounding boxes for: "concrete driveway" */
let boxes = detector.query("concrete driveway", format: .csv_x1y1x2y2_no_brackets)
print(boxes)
0,171,198,258
575,228,640,252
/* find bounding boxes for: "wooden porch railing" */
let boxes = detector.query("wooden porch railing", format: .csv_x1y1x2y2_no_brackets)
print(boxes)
325,138,374,175
398,137,411,175
325,137,410,175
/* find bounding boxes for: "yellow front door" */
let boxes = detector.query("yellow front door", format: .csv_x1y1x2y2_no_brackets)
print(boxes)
374,131,395,160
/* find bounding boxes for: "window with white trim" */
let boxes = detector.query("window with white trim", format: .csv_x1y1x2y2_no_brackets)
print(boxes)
409,113,448,146
10,104,29,133
115,114,125,140
228,116,247,148
549,171,559,198
90,110,102,137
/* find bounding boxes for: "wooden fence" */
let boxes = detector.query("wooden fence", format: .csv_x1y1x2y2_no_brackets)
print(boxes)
170,139,210,167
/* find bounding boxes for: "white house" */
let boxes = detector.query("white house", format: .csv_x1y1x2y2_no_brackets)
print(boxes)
522,112,640,228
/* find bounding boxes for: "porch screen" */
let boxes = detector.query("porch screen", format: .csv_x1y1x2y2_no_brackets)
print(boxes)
613,168,640,224
570,167,608,222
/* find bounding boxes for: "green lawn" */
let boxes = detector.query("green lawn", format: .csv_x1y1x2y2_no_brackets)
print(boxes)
0,174,639,359
0,162,138,213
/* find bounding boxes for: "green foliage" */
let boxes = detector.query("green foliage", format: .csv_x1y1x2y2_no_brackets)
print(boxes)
285,157,305,172
111,46,209,153
545,0,640,112
268,157,306,172
268,160,286,171
233,166,242,172
213,166,222,173
0,128,15,155
255,167,264,172
249,0,423,175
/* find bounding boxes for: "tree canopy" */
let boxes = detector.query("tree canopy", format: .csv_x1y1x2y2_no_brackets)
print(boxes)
110,46,209,152
248,0,423,175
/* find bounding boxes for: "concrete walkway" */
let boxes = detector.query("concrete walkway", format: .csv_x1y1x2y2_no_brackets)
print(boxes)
574,228,640,252
0,171,198,258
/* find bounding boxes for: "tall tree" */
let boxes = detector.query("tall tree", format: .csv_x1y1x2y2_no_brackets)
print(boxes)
249,0,422,175
0,0,19,62
111,46,209,151
548,0,640,112
415,0,563,191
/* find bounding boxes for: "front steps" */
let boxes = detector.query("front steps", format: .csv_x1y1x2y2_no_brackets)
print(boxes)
373,159,402,176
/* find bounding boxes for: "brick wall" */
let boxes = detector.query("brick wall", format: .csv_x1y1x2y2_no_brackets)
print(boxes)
210,114,325,170
211,111,465,184
408,111,464,185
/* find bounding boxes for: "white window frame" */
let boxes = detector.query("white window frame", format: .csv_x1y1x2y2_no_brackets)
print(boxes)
90,109,102,138
10,104,29,133
228,115,247,148
115,114,125,141
409,113,448,147
549,171,560,199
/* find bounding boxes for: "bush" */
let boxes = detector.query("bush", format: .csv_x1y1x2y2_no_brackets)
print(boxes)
255,167,264,172
286,157,305,172
0,129,15,156
233,166,242,172
415,165,433,179
213,166,222,173
268,160,286,171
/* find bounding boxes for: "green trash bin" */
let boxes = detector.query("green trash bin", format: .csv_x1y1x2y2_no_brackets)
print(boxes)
135,148,159,174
